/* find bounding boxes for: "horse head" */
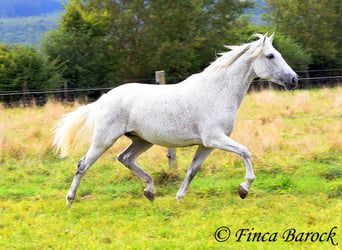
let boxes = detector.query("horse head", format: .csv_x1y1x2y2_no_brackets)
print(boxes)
252,33,298,90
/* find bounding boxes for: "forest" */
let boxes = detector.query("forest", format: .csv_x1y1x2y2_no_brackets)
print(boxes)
0,0,341,104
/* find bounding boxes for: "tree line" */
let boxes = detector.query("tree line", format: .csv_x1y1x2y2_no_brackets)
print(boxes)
0,0,341,104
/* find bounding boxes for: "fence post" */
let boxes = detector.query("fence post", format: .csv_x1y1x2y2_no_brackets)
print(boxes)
155,70,177,169
22,81,31,107
64,81,68,103
155,70,166,85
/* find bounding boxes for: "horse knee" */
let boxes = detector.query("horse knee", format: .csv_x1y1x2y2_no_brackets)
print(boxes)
75,158,87,175
118,152,132,166
240,146,251,160
117,153,125,164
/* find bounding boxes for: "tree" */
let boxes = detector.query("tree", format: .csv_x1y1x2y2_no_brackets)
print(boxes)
0,44,61,104
42,0,117,88
272,33,312,70
144,0,255,77
264,0,342,68
42,0,255,87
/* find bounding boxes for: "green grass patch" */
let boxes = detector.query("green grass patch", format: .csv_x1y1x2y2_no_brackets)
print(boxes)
0,153,341,249
1,89,342,248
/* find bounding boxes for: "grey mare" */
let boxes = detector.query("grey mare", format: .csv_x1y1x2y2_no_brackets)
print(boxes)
53,33,298,207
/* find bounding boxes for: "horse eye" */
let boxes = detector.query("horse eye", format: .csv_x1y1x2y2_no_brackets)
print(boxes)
266,54,275,59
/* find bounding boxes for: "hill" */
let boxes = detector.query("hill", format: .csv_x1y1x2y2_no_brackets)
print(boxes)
0,0,64,45
0,13,61,46
0,0,64,18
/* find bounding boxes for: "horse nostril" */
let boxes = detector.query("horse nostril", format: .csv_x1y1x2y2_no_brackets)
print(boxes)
292,76,298,85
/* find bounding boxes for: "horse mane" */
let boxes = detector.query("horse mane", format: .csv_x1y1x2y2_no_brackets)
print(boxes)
204,33,267,73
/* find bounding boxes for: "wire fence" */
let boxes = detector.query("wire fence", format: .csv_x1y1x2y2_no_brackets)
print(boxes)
0,69,342,107
1,76,341,97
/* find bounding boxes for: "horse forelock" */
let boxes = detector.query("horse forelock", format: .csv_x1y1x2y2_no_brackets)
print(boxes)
204,33,271,73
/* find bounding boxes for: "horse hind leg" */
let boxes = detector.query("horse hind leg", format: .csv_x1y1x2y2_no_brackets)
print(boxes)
66,131,121,207
117,135,154,201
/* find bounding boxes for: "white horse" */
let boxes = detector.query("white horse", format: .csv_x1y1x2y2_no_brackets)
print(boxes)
53,33,298,207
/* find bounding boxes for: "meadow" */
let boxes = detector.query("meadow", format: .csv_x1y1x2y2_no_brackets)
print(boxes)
0,88,342,249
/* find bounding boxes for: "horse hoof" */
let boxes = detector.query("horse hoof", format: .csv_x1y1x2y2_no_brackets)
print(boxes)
66,197,74,207
144,190,155,201
176,195,184,203
238,185,248,199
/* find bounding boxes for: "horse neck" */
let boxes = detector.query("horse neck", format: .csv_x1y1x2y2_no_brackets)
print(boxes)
202,55,256,108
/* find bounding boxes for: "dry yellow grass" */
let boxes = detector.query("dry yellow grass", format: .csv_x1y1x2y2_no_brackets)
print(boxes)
1,88,342,167
233,88,342,158
0,101,79,162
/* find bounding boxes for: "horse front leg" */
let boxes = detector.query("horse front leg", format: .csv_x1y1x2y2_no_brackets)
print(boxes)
203,135,255,199
176,146,213,201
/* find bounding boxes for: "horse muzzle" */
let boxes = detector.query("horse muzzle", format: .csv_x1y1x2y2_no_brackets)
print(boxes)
284,75,298,90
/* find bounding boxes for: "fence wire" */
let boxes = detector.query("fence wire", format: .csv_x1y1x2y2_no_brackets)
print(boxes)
0,74,341,97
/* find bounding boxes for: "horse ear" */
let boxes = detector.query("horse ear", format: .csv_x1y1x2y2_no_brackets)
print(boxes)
262,32,268,46
251,33,267,57
268,32,275,43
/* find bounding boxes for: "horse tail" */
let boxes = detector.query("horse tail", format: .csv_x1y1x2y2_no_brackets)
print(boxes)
53,101,99,157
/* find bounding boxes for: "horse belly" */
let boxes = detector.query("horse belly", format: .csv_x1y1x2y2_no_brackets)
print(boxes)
127,106,202,147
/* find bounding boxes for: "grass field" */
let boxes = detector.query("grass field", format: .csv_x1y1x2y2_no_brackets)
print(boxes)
1,88,342,249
